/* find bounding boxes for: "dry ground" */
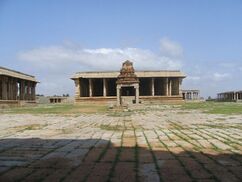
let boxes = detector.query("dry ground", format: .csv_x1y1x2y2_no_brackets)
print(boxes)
0,103,241,182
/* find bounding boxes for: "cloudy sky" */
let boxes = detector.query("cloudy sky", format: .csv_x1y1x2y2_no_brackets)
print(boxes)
0,0,242,98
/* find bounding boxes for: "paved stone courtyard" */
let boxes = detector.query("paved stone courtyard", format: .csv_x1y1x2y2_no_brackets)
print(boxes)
0,104,241,182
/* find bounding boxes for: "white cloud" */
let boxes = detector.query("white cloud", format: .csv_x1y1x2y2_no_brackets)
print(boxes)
160,37,183,57
18,46,182,71
212,72,231,81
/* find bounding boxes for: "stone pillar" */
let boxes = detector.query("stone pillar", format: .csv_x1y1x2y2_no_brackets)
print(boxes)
74,79,80,98
27,81,31,100
116,86,121,106
151,78,155,96
8,78,11,100
2,76,8,100
178,78,182,96
8,78,12,100
89,78,93,97
169,79,172,96
135,84,139,104
32,82,36,100
12,79,17,100
165,78,169,96
103,78,107,97
12,79,15,99
20,80,25,100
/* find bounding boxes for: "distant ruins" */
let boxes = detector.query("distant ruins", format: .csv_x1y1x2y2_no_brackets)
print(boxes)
182,89,200,100
0,66,38,105
217,91,242,102
71,60,186,105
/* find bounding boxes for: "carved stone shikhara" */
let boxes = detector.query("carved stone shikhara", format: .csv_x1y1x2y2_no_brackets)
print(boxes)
116,60,139,85
116,60,140,106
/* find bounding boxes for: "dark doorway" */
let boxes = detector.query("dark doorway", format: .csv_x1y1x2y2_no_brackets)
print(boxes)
80,78,89,97
92,79,103,96
139,78,152,96
106,78,116,96
121,87,135,96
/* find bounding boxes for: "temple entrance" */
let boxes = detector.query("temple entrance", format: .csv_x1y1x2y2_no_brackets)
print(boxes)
120,86,136,105
121,86,135,96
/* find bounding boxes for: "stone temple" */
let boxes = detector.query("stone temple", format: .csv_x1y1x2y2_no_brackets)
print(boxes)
71,60,186,105
0,66,38,105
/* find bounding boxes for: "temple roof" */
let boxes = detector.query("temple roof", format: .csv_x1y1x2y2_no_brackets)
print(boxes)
71,70,186,79
0,66,38,82
71,60,186,80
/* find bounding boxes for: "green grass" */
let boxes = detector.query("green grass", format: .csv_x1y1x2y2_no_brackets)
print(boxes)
0,103,108,115
181,101,242,114
100,124,126,131
2,101,242,115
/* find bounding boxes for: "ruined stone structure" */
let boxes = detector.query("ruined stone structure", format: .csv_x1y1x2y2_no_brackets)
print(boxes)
217,91,242,102
0,66,38,105
182,89,200,100
49,96,68,104
71,60,186,105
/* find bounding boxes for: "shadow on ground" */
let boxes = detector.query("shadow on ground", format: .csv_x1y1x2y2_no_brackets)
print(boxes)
0,138,241,182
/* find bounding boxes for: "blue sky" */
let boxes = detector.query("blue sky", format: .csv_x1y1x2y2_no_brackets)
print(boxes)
1,0,242,98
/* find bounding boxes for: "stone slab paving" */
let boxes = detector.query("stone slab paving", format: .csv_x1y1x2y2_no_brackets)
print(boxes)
0,105,241,181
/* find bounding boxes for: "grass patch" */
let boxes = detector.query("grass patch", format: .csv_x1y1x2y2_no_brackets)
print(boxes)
100,124,126,131
107,110,133,117
24,124,45,130
60,128,73,134
1,103,108,115
181,101,242,115
13,124,46,131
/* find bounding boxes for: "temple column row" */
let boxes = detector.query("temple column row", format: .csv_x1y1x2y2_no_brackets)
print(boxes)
1,76,18,100
75,77,181,98
75,78,108,98
20,80,36,100
0,76,36,101
218,92,242,101
184,92,199,100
